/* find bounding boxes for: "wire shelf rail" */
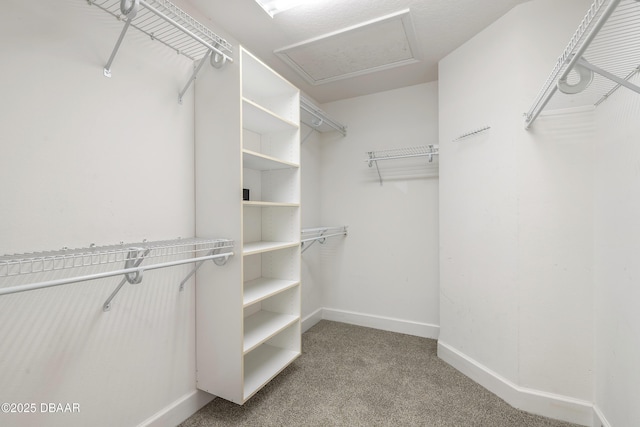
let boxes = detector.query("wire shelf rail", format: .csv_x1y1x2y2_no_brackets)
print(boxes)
453,126,491,142
88,0,233,102
301,226,348,253
300,96,347,136
365,145,439,185
524,0,640,128
0,237,234,310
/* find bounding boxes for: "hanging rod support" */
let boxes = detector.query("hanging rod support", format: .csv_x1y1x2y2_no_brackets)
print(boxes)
576,58,640,96
367,153,383,186
595,65,640,107
178,248,230,291
301,227,348,253
103,247,150,312
104,16,135,77
179,49,212,104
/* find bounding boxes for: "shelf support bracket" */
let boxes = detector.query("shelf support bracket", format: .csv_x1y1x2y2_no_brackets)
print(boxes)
103,0,139,77
366,152,383,186
102,247,149,312
178,49,212,104
301,231,326,254
178,247,231,291
575,57,640,96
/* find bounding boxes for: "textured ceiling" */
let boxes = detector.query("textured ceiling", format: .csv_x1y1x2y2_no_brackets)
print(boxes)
187,0,531,103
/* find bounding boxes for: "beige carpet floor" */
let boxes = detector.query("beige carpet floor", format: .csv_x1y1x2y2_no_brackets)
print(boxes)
180,320,581,427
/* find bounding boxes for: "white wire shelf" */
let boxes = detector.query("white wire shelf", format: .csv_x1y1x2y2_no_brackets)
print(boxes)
88,0,233,102
90,0,232,62
525,0,640,128
300,96,347,137
0,238,231,277
365,145,439,185
301,226,348,253
0,238,234,310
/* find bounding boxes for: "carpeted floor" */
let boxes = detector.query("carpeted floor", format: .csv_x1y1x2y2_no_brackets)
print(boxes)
180,320,580,427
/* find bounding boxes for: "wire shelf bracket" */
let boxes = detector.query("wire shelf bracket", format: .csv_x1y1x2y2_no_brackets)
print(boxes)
301,226,348,253
0,238,234,311
88,0,233,103
453,126,491,142
365,145,439,185
524,0,640,128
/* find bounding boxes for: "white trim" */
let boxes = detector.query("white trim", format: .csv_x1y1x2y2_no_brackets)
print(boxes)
301,308,323,333
437,341,594,426
593,404,611,427
321,307,440,339
137,390,215,427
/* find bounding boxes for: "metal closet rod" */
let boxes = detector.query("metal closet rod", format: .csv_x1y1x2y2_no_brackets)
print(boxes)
301,226,348,253
300,97,347,136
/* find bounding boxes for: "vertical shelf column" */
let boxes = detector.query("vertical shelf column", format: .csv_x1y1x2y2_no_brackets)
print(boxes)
195,46,300,405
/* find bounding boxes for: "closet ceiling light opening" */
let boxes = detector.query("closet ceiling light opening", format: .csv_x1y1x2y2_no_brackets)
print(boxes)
254,0,307,17
274,9,420,85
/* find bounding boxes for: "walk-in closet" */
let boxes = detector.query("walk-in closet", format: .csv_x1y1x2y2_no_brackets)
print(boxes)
1,0,638,426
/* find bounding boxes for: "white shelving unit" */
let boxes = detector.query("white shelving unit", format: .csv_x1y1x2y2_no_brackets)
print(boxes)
195,46,301,404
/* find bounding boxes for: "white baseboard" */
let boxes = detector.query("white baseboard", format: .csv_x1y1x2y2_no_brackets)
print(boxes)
592,405,611,427
438,341,594,426
137,389,215,427
302,308,323,333
321,307,440,339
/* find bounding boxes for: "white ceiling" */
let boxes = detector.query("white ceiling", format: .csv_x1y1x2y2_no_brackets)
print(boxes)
188,0,530,104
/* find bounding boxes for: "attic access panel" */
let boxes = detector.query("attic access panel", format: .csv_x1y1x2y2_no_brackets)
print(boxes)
275,9,420,85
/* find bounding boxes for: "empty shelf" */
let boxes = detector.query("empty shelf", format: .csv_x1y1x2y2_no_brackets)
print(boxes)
244,311,298,354
243,344,300,401
244,278,299,307
243,241,300,256
243,99,299,134
243,150,299,170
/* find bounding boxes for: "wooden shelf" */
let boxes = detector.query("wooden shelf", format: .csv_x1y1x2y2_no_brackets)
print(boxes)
244,278,299,307
243,99,298,134
243,344,300,401
244,311,298,354
243,149,299,171
243,241,299,256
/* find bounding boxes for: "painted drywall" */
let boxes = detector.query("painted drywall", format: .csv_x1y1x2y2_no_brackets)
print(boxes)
593,74,640,426
317,82,440,337
438,0,594,424
0,0,231,425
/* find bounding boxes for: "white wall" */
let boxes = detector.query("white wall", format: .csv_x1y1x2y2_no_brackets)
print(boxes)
593,74,640,427
317,82,440,337
438,0,595,424
0,1,230,425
